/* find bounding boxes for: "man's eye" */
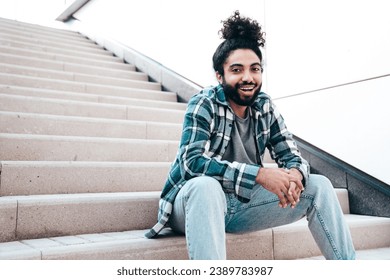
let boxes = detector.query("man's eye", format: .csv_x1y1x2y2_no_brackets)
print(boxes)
231,68,241,72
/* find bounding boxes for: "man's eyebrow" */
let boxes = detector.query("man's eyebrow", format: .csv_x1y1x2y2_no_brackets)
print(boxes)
228,63,244,68
228,62,261,68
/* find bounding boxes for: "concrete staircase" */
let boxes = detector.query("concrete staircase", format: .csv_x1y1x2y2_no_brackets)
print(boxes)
0,17,389,260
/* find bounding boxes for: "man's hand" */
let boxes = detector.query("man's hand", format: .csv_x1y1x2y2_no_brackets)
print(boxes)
288,168,304,208
255,167,304,208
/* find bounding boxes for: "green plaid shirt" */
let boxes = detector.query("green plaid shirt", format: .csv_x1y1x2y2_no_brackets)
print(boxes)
145,84,309,238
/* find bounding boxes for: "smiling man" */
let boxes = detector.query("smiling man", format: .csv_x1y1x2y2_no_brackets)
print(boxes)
145,11,355,260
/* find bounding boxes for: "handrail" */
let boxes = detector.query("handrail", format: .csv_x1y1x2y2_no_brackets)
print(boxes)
56,0,91,22
274,74,390,101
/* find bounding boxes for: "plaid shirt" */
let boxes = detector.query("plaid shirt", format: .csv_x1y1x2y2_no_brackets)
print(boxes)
145,84,309,238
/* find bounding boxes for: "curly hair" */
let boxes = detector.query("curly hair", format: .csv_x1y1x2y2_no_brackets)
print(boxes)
213,11,266,75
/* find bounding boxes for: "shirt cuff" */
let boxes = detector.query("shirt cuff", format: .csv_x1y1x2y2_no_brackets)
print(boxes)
235,164,260,202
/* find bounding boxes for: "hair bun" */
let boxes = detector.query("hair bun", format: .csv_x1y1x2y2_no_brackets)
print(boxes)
219,10,265,47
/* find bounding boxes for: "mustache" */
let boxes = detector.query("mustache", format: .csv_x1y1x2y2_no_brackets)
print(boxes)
237,82,257,87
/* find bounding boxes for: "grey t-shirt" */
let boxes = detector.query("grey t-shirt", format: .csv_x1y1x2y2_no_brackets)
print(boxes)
221,109,258,165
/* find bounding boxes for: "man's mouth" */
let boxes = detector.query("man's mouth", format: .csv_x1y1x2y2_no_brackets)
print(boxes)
238,84,256,92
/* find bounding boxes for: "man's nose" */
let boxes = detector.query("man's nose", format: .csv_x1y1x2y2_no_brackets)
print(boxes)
241,70,254,82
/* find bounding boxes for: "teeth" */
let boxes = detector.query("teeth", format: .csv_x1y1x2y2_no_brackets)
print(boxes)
239,84,255,89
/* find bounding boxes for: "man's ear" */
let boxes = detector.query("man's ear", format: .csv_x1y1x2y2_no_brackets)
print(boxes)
215,72,223,84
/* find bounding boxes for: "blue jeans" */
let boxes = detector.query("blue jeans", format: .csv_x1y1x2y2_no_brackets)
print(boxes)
169,174,356,260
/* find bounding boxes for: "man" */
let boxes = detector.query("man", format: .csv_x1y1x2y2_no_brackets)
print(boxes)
145,11,355,260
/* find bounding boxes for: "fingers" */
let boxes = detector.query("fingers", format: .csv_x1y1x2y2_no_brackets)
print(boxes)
288,182,300,208
277,186,289,208
280,180,302,209
288,173,304,190
258,167,304,209
275,173,297,208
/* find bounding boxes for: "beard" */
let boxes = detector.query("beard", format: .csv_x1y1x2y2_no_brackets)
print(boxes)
221,79,261,106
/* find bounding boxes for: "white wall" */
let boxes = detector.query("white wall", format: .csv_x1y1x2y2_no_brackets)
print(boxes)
265,0,390,184
265,0,390,98
0,0,71,28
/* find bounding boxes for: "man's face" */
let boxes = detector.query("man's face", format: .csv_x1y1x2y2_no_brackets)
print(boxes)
216,49,262,107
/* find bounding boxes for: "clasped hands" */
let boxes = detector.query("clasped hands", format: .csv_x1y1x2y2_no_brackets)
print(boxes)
256,167,304,208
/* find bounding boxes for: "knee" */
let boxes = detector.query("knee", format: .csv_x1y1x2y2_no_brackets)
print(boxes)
305,174,335,197
308,174,332,187
183,176,225,203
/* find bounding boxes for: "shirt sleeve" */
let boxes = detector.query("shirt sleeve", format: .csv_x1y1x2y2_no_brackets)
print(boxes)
176,94,259,202
266,100,310,186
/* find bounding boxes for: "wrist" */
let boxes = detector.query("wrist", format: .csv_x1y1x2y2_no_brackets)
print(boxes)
255,167,265,185
290,168,303,181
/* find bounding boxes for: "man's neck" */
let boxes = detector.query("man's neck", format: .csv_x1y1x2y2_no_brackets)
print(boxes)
229,101,248,118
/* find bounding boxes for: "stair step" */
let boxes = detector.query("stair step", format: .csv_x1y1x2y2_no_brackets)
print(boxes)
0,38,117,61
0,229,273,260
0,161,284,198
0,43,123,64
0,188,352,242
301,247,390,260
0,18,92,40
0,66,160,90
0,161,170,196
0,77,170,102
0,53,137,76
0,192,160,242
0,112,182,140
0,94,183,122
272,214,390,259
0,85,186,110
0,17,80,37
0,24,99,43
0,32,107,56
0,48,133,70
0,27,104,51
0,161,277,197
0,161,342,198
0,61,148,82
0,26,96,46
0,133,178,162
0,63,149,85
0,215,388,260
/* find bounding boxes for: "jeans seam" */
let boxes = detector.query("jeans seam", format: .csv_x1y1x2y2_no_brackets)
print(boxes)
183,192,195,260
311,201,343,260
224,193,235,228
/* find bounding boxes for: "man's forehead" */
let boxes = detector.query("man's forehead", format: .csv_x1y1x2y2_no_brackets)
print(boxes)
225,49,261,65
